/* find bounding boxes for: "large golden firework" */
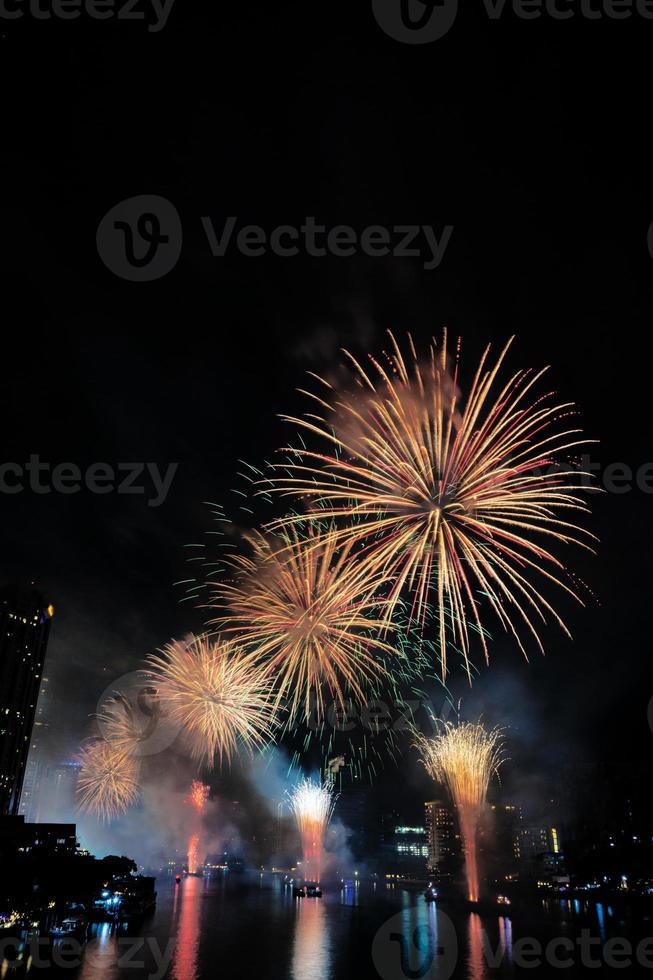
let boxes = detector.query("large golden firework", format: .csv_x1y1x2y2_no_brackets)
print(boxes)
267,331,596,676
417,720,505,902
76,738,140,822
146,635,276,768
210,526,398,724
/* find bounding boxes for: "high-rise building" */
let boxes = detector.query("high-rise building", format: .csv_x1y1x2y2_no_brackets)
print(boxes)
479,803,524,882
0,586,53,816
424,799,460,876
19,669,53,822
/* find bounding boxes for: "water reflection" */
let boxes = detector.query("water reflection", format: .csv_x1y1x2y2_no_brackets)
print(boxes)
498,915,512,965
171,876,202,980
596,903,606,942
78,922,119,980
291,899,330,980
467,913,485,980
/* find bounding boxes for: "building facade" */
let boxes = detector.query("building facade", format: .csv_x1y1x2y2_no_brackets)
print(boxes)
425,799,460,877
0,586,53,816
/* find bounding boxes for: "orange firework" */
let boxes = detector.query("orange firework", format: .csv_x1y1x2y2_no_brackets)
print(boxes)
267,331,596,676
417,721,505,902
209,526,398,724
147,635,276,768
188,780,210,813
187,834,200,875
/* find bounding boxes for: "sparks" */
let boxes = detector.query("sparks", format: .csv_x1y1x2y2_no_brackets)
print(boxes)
146,635,276,769
209,526,398,725
288,777,337,883
417,720,505,902
267,331,596,676
187,779,210,813
76,738,140,822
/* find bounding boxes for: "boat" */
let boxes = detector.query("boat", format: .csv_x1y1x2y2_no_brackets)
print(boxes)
50,915,86,938
424,884,438,902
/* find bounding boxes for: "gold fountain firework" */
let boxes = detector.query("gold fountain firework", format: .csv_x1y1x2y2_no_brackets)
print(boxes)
210,526,398,725
76,738,140,822
417,720,505,902
267,331,596,677
288,777,336,883
146,635,276,768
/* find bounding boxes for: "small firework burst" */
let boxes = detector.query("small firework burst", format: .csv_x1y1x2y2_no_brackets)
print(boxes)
146,634,276,768
76,738,140,822
209,526,398,725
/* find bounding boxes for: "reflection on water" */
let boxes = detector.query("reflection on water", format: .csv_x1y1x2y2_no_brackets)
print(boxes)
171,877,202,980
2,877,648,980
498,915,512,965
79,922,119,980
396,890,453,979
292,898,331,980
467,913,485,980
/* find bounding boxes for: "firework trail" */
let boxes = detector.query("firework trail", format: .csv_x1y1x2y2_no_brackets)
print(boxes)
267,331,596,677
288,777,337,883
185,781,210,874
146,635,276,768
76,738,140,822
417,720,505,902
210,526,399,725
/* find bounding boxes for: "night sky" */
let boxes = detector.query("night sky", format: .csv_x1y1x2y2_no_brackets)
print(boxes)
3,2,652,829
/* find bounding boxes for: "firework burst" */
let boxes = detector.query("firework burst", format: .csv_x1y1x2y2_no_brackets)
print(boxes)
209,526,399,725
187,779,210,812
288,777,337,883
267,331,596,676
417,720,505,902
146,635,276,768
76,738,140,822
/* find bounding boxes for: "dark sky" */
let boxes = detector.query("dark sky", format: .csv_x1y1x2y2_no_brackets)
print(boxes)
2,2,652,824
